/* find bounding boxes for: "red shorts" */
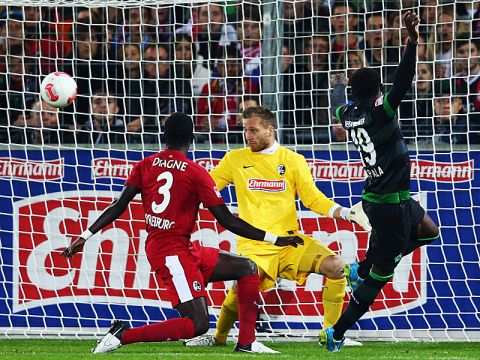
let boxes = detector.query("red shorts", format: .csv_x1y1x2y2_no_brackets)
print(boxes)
148,244,220,307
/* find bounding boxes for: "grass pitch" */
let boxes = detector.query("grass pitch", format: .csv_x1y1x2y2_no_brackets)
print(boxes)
0,340,479,360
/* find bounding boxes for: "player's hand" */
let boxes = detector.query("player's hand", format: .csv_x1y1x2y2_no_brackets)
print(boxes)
347,202,372,232
274,236,304,247
404,11,419,44
330,72,348,87
61,237,87,258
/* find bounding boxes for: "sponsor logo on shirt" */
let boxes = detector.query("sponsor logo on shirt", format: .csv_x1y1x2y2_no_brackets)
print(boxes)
0,157,64,180
247,178,286,192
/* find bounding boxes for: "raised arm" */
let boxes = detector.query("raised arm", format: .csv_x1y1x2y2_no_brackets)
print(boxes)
208,204,304,247
386,11,419,111
61,184,140,257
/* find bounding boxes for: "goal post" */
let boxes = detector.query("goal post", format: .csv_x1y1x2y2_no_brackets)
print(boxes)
0,0,479,342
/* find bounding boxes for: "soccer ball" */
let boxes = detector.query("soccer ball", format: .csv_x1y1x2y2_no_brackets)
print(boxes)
40,72,77,108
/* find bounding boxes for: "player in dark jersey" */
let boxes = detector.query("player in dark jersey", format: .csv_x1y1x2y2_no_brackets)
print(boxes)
61,112,303,354
321,12,440,352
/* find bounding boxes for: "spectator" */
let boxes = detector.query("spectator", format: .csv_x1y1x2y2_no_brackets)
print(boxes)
287,35,330,144
0,44,40,143
236,95,260,124
173,33,204,99
432,92,468,145
62,23,109,127
77,90,125,145
330,2,361,64
115,43,143,143
453,39,480,115
196,45,258,144
335,49,368,79
283,0,313,53
399,62,434,140
359,12,399,83
177,3,237,62
428,6,454,78
10,99,72,145
237,17,261,84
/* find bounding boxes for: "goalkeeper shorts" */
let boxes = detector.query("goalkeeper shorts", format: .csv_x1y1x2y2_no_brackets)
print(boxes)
238,234,335,292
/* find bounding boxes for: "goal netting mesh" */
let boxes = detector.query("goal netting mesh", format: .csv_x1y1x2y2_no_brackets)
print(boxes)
0,0,478,342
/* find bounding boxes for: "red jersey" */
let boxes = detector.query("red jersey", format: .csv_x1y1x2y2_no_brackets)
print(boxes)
125,149,224,256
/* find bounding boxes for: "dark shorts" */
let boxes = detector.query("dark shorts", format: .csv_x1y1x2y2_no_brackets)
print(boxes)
363,198,425,270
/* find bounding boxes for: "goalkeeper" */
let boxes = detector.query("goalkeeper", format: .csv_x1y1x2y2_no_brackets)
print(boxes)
321,12,440,352
185,106,371,347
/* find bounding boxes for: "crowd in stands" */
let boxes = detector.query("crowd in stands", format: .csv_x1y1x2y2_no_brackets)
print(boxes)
0,1,479,146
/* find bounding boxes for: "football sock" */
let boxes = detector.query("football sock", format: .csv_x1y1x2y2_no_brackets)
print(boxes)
357,258,372,279
236,273,261,346
214,287,239,345
322,277,346,328
333,274,388,340
121,317,195,344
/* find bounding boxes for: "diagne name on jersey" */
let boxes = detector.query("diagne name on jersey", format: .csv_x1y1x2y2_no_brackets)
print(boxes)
153,157,188,172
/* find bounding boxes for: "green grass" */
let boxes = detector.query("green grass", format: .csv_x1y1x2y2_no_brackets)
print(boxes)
0,340,479,360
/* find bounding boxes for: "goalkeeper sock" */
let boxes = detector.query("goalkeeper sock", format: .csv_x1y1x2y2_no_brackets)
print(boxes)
322,277,346,328
121,317,195,344
214,287,239,345
236,273,261,346
333,274,388,340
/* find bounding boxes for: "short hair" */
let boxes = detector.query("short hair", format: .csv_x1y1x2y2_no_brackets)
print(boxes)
242,106,277,128
349,67,382,101
164,112,194,146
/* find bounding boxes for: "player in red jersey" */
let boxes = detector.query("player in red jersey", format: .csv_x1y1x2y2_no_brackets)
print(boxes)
62,112,302,354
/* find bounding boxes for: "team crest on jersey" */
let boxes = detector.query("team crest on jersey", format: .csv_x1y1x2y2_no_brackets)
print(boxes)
192,281,202,292
278,164,286,175
375,95,384,107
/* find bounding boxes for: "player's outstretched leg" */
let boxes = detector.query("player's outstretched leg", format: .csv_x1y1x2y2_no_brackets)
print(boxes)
93,320,128,354
191,251,278,353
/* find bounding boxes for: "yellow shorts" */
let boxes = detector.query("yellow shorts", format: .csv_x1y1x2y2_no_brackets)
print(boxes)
237,233,336,292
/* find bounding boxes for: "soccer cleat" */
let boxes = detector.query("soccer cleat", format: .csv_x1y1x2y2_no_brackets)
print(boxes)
234,340,279,354
345,262,364,292
320,335,362,347
183,334,225,347
319,327,344,352
92,320,128,354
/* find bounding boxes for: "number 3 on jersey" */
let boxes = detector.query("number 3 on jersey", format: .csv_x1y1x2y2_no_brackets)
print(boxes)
350,128,377,166
151,171,173,214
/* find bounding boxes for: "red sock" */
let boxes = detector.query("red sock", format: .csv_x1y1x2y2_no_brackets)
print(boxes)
121,317,195,345
236,273,260,346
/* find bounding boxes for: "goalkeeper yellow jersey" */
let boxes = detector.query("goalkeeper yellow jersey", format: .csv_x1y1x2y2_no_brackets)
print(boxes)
210,142,337,250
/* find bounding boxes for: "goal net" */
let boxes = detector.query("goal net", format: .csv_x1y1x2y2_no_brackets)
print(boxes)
0,0,478,342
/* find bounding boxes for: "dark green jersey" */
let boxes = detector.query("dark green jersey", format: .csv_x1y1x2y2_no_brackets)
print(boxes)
337,95,410,201
335,41,418,204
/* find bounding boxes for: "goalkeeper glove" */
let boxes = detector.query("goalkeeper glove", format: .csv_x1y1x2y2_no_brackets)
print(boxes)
340,202,372,232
